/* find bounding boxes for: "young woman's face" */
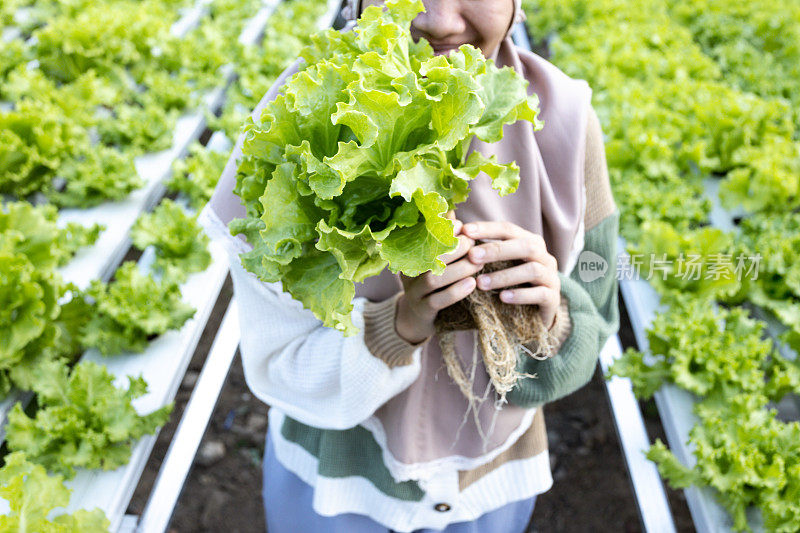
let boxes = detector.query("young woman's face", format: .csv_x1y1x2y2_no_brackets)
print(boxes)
360,0,515,58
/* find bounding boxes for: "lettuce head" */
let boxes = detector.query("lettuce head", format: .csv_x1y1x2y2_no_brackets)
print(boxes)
229,0,542,335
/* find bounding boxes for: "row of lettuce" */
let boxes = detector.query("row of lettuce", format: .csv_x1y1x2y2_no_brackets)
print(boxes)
0,0,329,529
522,0,800,530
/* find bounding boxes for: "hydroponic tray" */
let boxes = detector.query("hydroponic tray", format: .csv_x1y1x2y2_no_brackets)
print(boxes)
136,300,241,533
0,237,228,530
59,239,229,533
0,1,284,529
0,0,281,431
619,236,767,533
702,177,800,419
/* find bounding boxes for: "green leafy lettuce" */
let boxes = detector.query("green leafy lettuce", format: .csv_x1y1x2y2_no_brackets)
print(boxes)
524,0,800,529
628,220,740,304
734,211,800,336
230,0,541,335
79,261,196,356
0,202,101,394
167,143,229,210
0,451,109,532
0,201,102,269
607,299,795,401
648,396,800,533
0,250,59,395
48,145,142,208
5,360,172,478
0,100,87,197
608,299,800,533
130,199,212,283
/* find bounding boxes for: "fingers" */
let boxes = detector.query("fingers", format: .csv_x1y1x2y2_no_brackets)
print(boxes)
462,221,558,270
468,238,557,270
424,257,484,294
445,210,463,236
462,220,527,241
405,255,482,300
497,284,551,304
400,233,473,295
476,261,558,292
497,286,560,329
440,233,474,265
422,276,476,313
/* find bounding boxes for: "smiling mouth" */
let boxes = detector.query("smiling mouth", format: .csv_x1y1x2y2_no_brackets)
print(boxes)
431,44,461,55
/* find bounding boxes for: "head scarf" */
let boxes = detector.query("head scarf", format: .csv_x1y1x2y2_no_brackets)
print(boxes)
205,0,590,483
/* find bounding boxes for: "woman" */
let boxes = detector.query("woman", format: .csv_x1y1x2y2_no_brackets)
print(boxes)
200,0,620,531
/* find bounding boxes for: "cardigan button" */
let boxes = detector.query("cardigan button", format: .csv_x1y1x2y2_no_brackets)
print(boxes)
434,503,452,512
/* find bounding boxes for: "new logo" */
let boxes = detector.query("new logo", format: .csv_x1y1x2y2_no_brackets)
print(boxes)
578,250,608,283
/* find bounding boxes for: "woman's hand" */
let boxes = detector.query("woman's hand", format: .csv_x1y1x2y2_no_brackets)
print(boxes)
395,219,482,344
461,221,562,330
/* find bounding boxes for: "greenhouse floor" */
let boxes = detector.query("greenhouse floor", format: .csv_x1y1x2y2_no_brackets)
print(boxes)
127,282,695,532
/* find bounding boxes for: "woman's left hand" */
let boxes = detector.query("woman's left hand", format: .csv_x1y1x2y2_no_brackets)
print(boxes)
461,221,561,330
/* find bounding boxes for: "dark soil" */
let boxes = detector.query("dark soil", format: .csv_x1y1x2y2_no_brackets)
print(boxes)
129,288,696,532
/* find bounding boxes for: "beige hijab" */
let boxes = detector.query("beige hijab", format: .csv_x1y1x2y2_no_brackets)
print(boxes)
207,0,591,483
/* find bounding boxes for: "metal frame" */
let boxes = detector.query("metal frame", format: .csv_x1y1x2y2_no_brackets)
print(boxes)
597,335,677,533
136,303,241,533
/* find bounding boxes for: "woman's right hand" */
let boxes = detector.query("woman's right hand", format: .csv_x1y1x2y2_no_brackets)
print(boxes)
395,219,482,344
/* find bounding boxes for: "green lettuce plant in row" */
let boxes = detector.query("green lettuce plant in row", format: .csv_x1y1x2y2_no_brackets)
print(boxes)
0,451,109,531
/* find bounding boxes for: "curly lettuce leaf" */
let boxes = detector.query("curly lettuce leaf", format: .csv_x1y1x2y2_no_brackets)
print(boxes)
607,299,780,400
0,100,88,198
0,451,109,532
0,252,59,373
5,360,172,478
0,201,102,269
0,202,102,393
80,262,196,355
48,145,142,208
168,142,229,210
130,199,211,283
629,220,740,303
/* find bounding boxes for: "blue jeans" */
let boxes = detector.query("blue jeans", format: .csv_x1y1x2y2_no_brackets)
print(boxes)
262,429,536,533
